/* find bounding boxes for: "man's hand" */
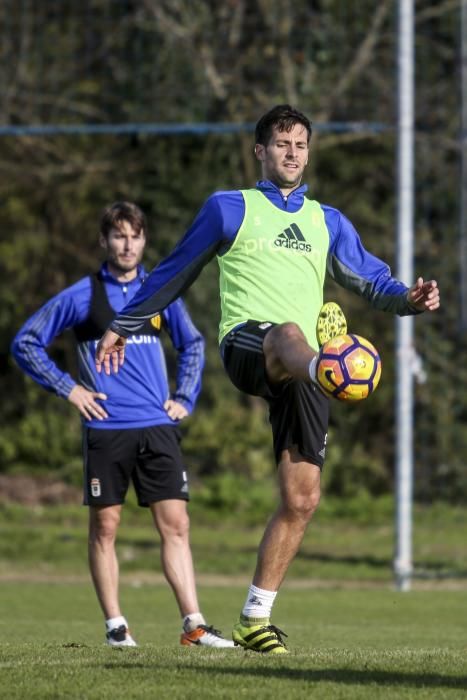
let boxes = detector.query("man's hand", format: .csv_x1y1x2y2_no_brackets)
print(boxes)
164,399,189,421
95,330,127,374
408,277,440,312
68,385,108,421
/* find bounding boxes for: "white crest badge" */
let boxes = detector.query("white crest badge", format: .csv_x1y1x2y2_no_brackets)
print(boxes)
91,478,101,498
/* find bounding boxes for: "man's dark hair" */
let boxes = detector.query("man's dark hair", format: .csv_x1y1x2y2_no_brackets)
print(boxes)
100,201,148,238
255,104,312,146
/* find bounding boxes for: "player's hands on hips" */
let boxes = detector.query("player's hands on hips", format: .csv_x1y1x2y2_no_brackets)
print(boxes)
164,399,189,421
95,330,127,374
408,277,440,312
68,385,108,421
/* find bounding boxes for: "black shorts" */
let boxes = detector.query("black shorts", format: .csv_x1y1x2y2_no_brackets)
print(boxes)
82,424,189,507
221,321,329,467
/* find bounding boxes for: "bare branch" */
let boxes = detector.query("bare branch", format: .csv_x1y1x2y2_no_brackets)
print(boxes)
320,0,393,120
415,0,458,24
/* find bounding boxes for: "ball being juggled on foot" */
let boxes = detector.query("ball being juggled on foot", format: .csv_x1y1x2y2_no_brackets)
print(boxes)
316,334,382,401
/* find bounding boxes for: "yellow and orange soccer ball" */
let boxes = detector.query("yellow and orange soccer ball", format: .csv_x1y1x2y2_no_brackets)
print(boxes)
316,334,382,402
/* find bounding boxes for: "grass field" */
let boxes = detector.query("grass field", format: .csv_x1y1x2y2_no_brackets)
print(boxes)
1,499,466,698
1,582,467,699
1,498,467,582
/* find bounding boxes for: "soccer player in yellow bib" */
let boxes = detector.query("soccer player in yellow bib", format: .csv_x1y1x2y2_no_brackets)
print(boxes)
95,106,440,653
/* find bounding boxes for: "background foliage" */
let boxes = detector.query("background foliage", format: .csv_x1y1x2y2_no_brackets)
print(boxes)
1,0,465,502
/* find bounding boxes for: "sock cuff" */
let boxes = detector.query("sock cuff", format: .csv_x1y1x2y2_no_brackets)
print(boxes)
249,584,277,599
105,616,127,631
309,355,318,384
241,584,278,622
183,612,206,632
240,613,270,627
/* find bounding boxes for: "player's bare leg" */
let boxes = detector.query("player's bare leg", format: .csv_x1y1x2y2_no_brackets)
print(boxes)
253,446,321,590
150,499,199,616
89,505,136,646
232,446,320,653
151,500,235,648
263,322,317,384
88,504,122,618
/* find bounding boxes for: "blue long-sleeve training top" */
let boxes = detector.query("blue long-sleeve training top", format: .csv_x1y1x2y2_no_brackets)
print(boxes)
11,263,205,429
109,180,417,338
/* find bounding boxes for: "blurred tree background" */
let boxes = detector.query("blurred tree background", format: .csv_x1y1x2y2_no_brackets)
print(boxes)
1,0,465,502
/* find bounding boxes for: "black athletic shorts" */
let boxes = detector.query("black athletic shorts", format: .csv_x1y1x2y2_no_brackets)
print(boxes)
82,424,189,507
221,321,329,467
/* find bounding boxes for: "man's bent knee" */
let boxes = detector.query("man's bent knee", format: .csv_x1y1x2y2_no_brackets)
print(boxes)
264,322,309,382
264,322,306,354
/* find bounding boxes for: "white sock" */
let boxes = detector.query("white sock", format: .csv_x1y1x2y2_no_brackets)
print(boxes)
183,612,206,632
309,355,318,384
242,584,277,621
105,615,128,631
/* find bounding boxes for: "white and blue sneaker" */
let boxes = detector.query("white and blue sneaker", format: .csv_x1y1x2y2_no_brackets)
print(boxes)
106,624,137,647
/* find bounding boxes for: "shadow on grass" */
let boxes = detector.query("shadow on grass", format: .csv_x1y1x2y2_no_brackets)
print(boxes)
95,658,467,690
113,535,467,578
114,539,389,568
296,551,390,569
112,537,467,580
182,663,467,690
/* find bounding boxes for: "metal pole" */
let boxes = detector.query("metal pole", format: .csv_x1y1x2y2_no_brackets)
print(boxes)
394,0,415,592
461,0,467,332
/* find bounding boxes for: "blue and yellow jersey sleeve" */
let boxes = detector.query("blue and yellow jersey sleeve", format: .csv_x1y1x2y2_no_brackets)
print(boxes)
162,298,205,413
11,278,92,398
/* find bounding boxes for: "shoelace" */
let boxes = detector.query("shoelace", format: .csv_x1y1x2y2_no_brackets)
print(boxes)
199,624,223,638
267,624,288,647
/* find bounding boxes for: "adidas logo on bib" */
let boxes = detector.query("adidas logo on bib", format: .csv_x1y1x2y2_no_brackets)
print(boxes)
274,223,312,253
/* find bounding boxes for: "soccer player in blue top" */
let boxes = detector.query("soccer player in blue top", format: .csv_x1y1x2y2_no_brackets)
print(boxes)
11,201,234,648
95,106,441,653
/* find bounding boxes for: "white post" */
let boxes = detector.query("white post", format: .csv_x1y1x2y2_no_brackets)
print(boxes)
461,0,467,331
394,0,415,592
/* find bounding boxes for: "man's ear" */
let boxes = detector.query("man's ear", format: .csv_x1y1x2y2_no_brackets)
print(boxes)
254,144,265,162
99,234,107,251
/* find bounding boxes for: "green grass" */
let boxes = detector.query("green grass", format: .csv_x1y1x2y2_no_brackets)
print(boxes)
1,498,466,583
1,499,467,697
1,582,466,699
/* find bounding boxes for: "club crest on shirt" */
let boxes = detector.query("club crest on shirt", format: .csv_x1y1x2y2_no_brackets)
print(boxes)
150,314,161,330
